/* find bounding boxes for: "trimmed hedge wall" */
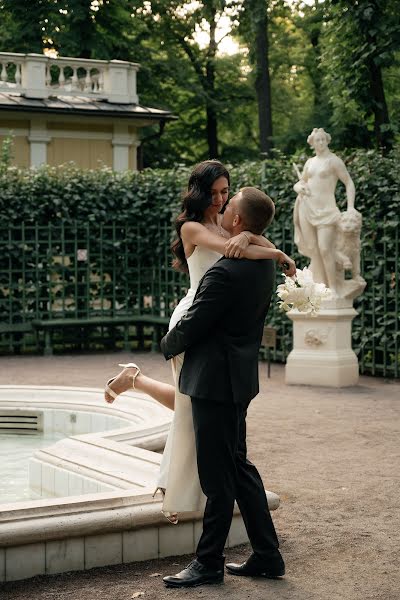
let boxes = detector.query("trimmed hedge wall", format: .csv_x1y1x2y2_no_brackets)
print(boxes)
0,149,399,375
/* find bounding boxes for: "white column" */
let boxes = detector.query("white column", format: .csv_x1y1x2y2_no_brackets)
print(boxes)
112,141,130,172
130,140,140,171
29,120,51,168
112,124,139,171
21,54,48,99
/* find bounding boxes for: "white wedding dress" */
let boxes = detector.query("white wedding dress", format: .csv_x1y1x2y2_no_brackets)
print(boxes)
157,245,222,516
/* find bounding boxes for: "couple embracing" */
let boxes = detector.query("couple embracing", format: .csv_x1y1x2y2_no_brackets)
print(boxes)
105,160,295,588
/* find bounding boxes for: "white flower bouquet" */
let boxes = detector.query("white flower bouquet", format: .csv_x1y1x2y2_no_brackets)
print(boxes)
276,267,333,316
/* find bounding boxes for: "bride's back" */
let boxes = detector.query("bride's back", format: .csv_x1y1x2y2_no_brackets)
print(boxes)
168,245,222,331
187,246,222,292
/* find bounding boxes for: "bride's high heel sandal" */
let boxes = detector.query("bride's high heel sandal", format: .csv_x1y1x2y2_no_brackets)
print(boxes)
164,512,179,525
105,363,141,400
153,488,179,525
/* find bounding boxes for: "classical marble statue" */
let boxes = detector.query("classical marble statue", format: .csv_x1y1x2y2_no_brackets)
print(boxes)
293,128,366,300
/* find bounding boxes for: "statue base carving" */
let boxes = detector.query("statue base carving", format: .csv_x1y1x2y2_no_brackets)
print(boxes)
285,303,359,387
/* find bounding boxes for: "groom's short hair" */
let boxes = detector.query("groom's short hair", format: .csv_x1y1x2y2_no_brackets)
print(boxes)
239,187,275,234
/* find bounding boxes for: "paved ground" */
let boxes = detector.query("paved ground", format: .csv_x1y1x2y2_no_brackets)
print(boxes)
0,352,399,600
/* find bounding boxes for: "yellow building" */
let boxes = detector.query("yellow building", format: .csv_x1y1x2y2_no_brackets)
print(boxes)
0,53,174,170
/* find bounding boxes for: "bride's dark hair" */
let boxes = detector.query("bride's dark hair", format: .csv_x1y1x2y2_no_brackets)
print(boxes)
171,160,230,272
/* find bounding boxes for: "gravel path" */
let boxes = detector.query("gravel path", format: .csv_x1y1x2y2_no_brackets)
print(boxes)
1,352,399,600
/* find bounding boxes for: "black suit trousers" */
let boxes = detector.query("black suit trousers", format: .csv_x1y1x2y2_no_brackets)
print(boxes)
191,396,281,569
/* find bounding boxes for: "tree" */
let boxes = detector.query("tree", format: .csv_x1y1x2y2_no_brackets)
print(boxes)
131,0,244,159
0,0,54,53
238,0,274,155
243,0,274,155
237,0,325,154
0,0,134,60
321,0,400,154
292,0,330,130
54,0,133,59
266,1,317,152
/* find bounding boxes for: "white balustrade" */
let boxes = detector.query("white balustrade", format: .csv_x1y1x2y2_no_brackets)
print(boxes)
0,52,139,104
0,53,24,93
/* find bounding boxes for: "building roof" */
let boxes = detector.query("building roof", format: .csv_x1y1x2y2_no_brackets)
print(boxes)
0,92,176,122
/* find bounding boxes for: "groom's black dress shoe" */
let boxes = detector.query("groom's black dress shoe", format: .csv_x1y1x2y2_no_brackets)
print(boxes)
226,554,285,579
163,558,224,588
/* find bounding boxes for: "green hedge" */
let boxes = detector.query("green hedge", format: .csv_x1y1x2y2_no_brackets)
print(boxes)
1,149,398,227
0,149,399,375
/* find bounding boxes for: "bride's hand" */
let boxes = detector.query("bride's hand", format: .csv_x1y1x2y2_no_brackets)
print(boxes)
224,231,251,258
278,251,296,277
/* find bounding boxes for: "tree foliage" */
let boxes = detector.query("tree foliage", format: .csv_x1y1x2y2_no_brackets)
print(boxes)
0,0,399,164
238,0,274,155
0,0,53,53
0,0,135,58
129,0,246,159
321,0,400,153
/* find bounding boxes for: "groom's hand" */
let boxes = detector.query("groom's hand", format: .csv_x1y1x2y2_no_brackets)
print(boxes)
160,332,174,360
160,264,232,359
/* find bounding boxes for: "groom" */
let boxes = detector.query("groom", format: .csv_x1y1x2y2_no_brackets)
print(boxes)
160,187,285,588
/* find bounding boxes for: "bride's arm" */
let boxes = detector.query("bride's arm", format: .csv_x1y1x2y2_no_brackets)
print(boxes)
181,221,275,257
181,221,230,254
225,231,275,256
242,245,296,275
225,231,275,258
249,234,276,248
222,231,295,275
181,221,296,275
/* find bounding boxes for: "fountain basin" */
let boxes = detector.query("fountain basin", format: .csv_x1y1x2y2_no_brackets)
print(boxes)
0,386,280,582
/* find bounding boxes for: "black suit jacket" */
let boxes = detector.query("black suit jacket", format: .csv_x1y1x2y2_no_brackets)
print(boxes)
160,257,275,406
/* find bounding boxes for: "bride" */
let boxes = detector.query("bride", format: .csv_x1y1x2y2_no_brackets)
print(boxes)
105,160,295,522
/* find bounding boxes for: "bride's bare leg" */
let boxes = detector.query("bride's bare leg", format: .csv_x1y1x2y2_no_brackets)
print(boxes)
135,373,175,410
105,366,175,410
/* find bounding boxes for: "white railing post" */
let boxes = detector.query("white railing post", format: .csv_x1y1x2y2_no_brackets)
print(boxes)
127,63,139,104
105,60,139,104
21,54,48,99
0,62,7,84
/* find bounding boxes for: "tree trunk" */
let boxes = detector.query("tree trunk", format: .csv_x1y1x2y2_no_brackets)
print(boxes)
206,104,218,159
254,3,273,155
206,7,218,158
367,54,392,155
308,23,324,120
71,0,95,59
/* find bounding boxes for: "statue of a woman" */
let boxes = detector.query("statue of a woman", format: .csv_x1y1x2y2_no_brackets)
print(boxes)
293,128,361,296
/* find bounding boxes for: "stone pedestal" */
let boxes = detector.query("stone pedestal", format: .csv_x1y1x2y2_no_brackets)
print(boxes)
285,299,359,387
